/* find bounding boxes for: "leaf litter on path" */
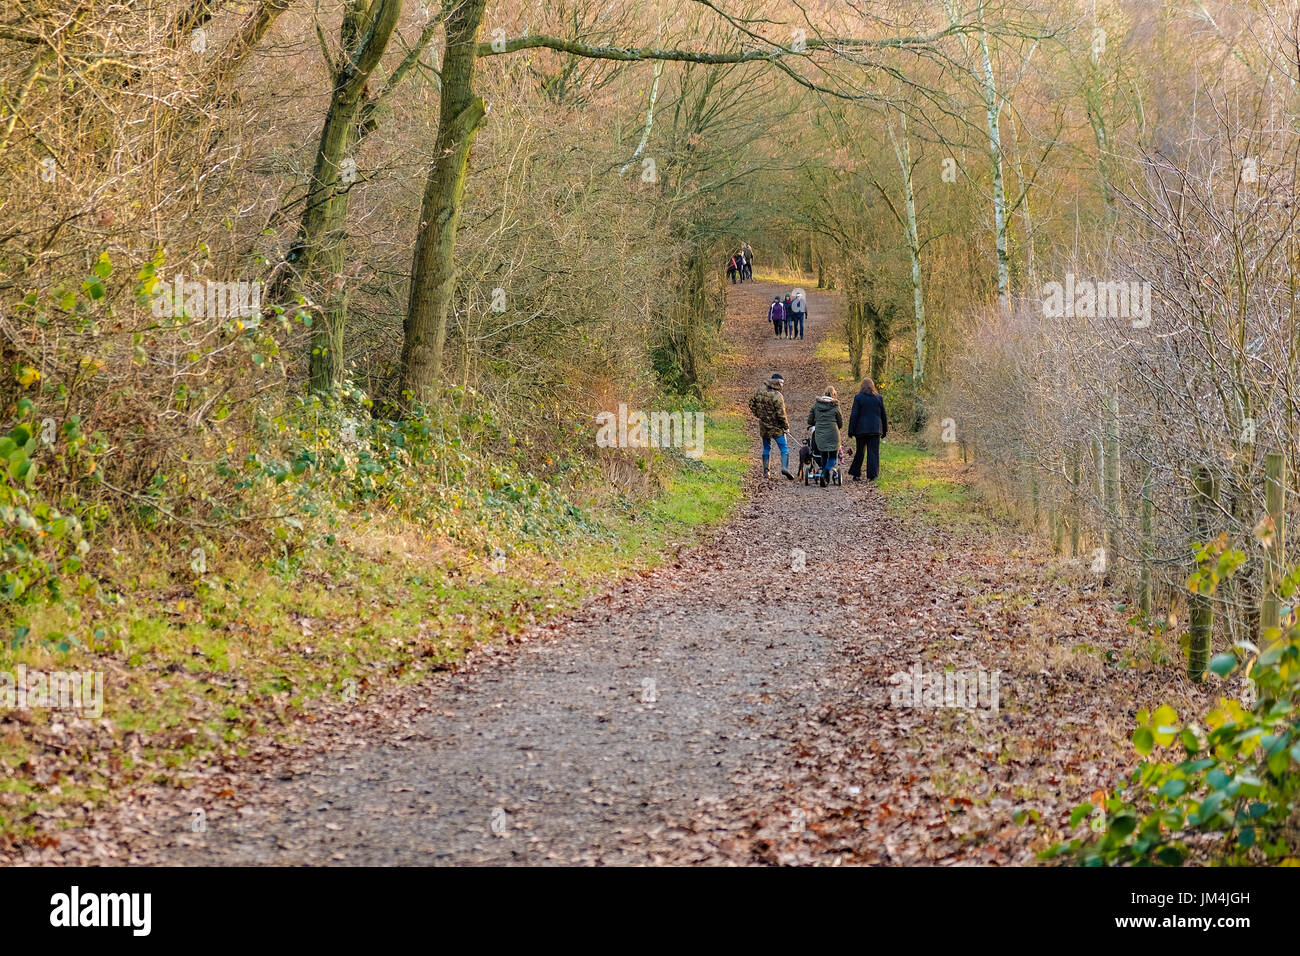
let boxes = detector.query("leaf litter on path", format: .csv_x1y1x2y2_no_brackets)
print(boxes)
13,280,1211,866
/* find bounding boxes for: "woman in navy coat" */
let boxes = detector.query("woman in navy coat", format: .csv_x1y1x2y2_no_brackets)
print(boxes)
847,378,888,481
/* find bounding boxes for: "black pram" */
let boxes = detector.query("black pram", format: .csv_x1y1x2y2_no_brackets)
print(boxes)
798,426,842,486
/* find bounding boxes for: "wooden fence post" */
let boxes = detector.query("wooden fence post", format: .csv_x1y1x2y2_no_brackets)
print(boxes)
1189,465,1217,681
1105,391,1121,578
1071,448,1081,557
1050,499,1063,554
1140,461,1153,616
1030,467,1040,532
1261,451,1286,642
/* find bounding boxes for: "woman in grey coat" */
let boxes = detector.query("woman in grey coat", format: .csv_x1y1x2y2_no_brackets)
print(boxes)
806,385,843,487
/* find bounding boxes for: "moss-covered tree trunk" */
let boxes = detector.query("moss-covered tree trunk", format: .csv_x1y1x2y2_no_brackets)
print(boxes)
845,296,864,381
270,0,402,394
670,248,711,394
1139,462,1153,616
1262,451,1286,642
1189,465,1218,681
398,0,489,408
1104,389,1121,582
868,300,890,381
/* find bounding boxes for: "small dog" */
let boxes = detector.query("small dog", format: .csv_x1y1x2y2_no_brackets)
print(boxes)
797,436,814,480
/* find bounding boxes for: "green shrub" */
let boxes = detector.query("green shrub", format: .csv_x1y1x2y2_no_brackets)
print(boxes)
0,403,102,603
216,382,601,552
1046,539,1300,865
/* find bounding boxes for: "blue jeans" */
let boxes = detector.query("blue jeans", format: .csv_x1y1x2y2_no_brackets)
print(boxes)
762,434,789,471
790,314,804,338
817,441,836,475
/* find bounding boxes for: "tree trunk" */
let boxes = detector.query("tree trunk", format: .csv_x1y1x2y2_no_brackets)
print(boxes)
976,19,1010,311
1070,448,1081,557
620,59,664,175
1262,451,1286,643
398,0,489,409
1005,108,1038,292
1105,390,1121,581
1139,462,1153,616
665,247,711,394
845,288,865,381
868,300,890,381
301,92,363,393
272,0,402,394
888,113,926,427
1189,465,1217,681
202,0,294,93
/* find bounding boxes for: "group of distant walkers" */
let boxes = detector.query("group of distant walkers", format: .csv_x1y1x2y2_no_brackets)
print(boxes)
726,242,754,283
767,291,807,339
748,373,888,484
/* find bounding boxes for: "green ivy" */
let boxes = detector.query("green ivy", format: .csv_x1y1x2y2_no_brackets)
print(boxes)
0,407,96,603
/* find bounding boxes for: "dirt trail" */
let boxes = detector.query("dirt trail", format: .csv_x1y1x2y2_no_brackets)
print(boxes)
39,278,1190,866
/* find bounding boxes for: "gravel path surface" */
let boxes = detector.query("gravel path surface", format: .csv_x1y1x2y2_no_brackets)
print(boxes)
59,278,874,865
36,278,1178,866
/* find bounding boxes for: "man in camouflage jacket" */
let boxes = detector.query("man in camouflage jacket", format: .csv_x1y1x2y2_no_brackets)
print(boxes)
748,373,794,480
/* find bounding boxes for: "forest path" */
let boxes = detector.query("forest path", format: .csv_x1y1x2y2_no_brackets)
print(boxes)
51,277,1175,865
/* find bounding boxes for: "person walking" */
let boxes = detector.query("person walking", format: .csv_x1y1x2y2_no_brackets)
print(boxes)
768,296,785,337
806,385,843,487
789,290,806,340
727,255,738,284
748,373,794,480
782,293,795,339
741,242,754,280
847,377,888,481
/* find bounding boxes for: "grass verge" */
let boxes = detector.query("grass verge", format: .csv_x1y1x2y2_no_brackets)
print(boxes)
0,411,749,845
874,441,993,531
